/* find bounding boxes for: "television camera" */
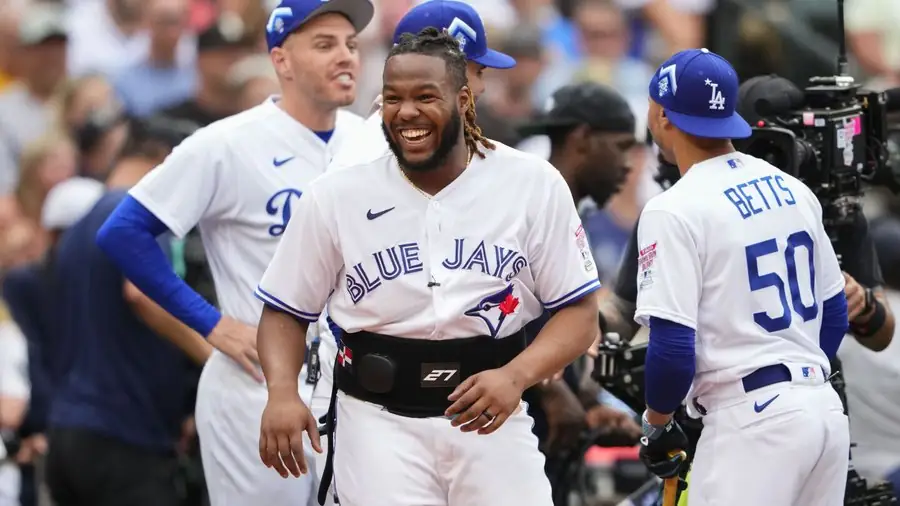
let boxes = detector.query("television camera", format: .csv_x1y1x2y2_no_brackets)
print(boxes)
733,0,900,243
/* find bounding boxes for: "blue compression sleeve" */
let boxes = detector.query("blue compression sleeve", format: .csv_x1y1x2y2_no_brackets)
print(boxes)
819,292,849,360
96,195,221,336
645,317,696,414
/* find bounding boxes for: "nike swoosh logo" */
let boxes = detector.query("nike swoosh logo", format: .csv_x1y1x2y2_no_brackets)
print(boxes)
367,207,395,220
754,394,780,413
273,156,295,167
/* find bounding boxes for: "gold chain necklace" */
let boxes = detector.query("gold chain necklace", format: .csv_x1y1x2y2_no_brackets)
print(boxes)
398,147,474,198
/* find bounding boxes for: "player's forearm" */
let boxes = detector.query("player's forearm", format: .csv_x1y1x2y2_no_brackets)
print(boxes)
645,317,695,417
504,293,599,390
124,281,213,366
258,305,309,396
97,196,221,336
851,289,894,351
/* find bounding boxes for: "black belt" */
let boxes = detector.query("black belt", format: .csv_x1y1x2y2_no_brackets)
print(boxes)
316,328,526,505
742,363,825,393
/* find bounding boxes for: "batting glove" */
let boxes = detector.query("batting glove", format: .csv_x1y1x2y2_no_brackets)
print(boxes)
639,412,689,479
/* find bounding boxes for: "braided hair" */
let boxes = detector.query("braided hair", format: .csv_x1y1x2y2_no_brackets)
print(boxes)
388,27,495,159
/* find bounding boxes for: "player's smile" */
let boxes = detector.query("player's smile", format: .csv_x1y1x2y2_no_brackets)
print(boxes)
332,70,355,90
397,126,435,151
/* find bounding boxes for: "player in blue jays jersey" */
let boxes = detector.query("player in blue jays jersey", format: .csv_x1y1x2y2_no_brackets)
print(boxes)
256,28,599,506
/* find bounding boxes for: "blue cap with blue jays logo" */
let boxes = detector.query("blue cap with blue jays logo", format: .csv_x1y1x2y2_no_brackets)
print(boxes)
265,0,374,52
393,0,516,69
649,48,751,139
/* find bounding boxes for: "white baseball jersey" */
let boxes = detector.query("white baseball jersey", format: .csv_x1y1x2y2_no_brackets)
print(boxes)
634,152,844,399
129,97,364,326
257,143,600,340
328,109,387,172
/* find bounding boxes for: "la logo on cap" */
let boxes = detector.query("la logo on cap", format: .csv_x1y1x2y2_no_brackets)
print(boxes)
706,78,725,110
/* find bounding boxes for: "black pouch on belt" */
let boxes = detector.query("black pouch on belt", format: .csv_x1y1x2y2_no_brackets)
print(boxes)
337,329,526,417
316,329,526,505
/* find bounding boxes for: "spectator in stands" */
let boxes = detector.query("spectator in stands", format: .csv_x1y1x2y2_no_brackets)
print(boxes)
67,0,196,79
846,0,900,87
56,75,131,181
159,19,254,127
536,0,654,107
115,0,197,118
14,131,78,227
0,2,68,196
227,54,278,112
44,117,210,506
477,25,546,147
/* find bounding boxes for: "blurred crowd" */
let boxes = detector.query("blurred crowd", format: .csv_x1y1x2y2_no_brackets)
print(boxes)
0,0,899,505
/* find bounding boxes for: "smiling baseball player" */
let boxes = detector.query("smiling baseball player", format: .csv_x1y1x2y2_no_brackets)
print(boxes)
255,28,599,506
635,48,850,506
308,2,517,501
95,1,373,504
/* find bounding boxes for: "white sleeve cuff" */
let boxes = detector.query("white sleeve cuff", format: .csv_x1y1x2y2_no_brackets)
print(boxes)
543,279,602,310
254,287,320,322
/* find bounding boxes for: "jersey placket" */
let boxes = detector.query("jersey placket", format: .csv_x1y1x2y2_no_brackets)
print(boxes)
424,198,447,339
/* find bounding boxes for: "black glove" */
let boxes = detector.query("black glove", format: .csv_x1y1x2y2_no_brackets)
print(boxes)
639,416,689,479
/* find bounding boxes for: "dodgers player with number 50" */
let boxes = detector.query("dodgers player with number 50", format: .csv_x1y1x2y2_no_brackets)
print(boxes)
255,28,599,506
635,48,850,505
96,1,373,505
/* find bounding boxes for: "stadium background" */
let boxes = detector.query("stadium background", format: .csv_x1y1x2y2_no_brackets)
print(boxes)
0,0,899,505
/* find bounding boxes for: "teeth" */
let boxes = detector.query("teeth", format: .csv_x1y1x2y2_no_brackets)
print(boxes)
336,74,352,83
401,129,430,140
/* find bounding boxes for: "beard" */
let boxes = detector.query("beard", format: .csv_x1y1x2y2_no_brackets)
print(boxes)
382,109,462,173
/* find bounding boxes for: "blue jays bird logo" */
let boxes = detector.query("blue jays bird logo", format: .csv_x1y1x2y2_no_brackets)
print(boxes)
464,284,520,338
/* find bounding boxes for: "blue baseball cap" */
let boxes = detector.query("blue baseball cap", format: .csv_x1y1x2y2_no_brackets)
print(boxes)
393,1,516,69
265,0,374,51
649,48,751,139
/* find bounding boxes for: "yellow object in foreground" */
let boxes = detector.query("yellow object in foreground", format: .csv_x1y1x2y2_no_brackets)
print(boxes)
676,471,691,506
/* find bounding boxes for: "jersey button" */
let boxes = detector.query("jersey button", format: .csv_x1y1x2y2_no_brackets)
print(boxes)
431,201,440,209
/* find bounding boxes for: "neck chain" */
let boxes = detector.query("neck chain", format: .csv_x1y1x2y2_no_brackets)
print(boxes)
398,146,474,197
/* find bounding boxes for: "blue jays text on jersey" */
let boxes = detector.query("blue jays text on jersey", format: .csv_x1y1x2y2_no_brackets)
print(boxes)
346,238,528,305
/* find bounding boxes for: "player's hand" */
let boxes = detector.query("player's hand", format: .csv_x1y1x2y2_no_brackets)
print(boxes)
259,390,322,478
639,416,689,479
208,315,263,382
445,366,525,435
843,272,868,321
586,405,642,438
539,379,586,454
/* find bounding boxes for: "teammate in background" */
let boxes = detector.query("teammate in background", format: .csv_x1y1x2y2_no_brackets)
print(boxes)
516,82,641,488
636,49,850,506
256,28,599,506
95,1,373,505
310,3,516,501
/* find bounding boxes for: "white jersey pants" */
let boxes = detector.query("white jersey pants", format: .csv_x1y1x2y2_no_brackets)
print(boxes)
331,392,552,506
688,378,849,506
195,350,318,506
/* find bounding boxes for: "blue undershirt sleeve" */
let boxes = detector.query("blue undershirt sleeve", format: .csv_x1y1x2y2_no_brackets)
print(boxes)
645,316,696,414
96,195,221,336
819,292,849,360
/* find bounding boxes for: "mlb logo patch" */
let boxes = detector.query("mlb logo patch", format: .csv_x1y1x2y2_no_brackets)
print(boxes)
801,366,815,379
727,158,743,169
